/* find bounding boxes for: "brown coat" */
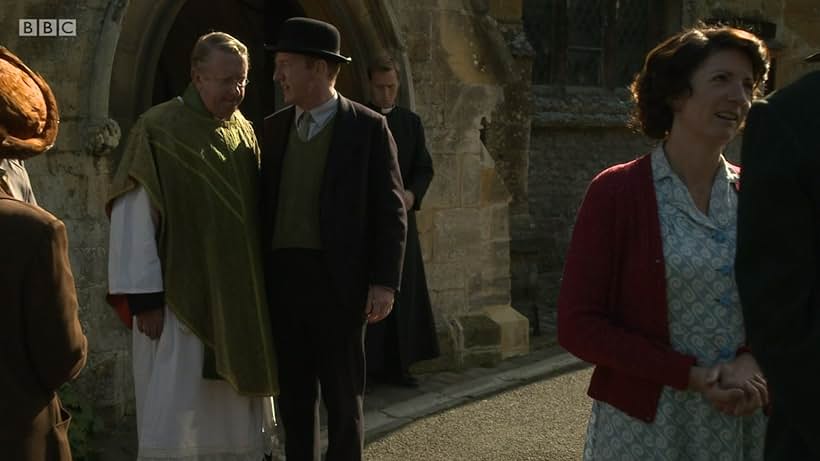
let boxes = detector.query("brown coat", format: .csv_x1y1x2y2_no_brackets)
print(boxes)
0,190,87,460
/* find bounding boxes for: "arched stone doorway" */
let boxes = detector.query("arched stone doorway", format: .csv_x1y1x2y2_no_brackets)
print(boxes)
99,0,418,413
108,0,413,161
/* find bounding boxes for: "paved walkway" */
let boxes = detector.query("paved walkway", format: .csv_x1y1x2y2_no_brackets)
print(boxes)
362,343,588,443
364,367,594,460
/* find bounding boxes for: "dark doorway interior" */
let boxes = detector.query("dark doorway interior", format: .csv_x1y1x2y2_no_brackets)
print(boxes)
153,0,304,137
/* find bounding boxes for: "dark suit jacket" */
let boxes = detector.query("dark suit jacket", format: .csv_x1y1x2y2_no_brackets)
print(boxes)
0,190,87,460
736,70,820,460
262,95,407,319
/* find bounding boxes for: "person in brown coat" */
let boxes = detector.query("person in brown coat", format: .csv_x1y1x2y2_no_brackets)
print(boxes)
0,46,87,460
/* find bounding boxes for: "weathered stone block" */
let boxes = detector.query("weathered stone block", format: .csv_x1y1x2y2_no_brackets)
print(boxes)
427,127,482,155
433,208,482,262
69,243,108,288
480,240,510,277
481,304,529,358
429,288,468,319
480,203,509,241
424,153,460,208
32,170,86,218
488,121,531,152
437,13,502,85
427,262,467,291
81,348,133,409
468,274,511,308
81,301,131,354
454,303,528,368
406,32,433,63
460,312,500,347
480,165,509,205
461,152,481,207
443,84,503,134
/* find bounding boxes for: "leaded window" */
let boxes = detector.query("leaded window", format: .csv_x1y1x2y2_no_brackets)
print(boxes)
524,0,668,88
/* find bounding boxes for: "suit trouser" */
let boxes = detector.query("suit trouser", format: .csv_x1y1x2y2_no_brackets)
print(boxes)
267,249,366,461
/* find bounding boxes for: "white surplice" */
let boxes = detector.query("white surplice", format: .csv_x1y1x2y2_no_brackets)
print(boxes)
108,186,266,461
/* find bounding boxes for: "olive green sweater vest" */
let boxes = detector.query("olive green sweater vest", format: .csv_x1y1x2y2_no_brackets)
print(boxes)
272,114,337,249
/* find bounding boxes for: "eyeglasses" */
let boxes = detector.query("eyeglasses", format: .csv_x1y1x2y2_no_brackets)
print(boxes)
204,75,250,89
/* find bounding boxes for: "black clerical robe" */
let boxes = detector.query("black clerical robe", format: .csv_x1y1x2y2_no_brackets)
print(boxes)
366,104,439,376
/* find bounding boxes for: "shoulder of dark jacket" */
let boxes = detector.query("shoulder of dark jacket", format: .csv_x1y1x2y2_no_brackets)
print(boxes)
340,95,384,122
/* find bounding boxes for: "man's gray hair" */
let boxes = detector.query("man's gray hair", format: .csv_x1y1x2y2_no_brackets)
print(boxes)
190,32,249,70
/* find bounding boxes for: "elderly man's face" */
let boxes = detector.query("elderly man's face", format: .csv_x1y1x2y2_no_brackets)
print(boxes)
369,69,400,109
192,50,248,120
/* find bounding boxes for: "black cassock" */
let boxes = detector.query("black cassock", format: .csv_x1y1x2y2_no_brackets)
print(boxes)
366,104,440,377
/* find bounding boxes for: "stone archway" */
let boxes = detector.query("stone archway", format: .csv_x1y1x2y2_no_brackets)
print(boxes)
95,0,421,435
108,0,188,142
107,0,413,157
108,0,285,146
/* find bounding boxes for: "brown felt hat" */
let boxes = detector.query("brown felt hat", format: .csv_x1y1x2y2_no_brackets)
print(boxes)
0,46,59,159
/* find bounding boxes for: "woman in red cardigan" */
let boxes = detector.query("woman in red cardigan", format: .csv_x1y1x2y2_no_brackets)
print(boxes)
558,25,771,459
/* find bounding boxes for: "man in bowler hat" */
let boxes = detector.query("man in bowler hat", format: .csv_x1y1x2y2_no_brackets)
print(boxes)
736,51,820,460
262,17,407,461
0,46,87,460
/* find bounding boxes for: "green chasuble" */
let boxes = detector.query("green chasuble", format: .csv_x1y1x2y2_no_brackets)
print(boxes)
109,85,278,396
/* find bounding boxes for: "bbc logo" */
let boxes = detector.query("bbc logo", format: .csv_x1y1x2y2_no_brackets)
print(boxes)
19,19,77,37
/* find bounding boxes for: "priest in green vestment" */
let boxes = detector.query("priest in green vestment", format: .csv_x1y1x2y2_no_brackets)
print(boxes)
106,32,277,460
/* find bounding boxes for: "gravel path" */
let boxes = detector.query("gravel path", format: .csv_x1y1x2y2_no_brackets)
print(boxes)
364,367,593,461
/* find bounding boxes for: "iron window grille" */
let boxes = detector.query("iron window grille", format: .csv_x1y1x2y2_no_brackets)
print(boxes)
524,0,667,88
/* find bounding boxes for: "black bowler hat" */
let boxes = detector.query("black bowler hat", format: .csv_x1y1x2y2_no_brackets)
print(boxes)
265,17,352,64
806,51,820,63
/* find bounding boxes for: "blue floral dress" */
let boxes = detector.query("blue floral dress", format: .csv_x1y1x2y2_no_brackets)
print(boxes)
583,146,767,460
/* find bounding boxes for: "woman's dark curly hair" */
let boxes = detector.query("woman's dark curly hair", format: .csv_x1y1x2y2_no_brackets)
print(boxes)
629,25,770,139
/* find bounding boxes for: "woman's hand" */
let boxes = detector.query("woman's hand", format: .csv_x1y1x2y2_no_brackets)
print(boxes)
717,353,769,416
689,365,747,415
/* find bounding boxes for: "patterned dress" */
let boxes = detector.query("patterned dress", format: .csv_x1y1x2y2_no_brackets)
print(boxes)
583,146,767,460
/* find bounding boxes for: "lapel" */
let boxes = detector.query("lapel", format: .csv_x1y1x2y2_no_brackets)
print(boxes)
320,95,357,202
263,106,294,200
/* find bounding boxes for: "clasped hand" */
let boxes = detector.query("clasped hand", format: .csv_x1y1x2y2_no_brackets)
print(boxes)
689,353,768,416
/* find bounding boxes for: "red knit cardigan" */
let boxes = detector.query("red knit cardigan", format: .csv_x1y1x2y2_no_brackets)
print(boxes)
557,153,742,423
